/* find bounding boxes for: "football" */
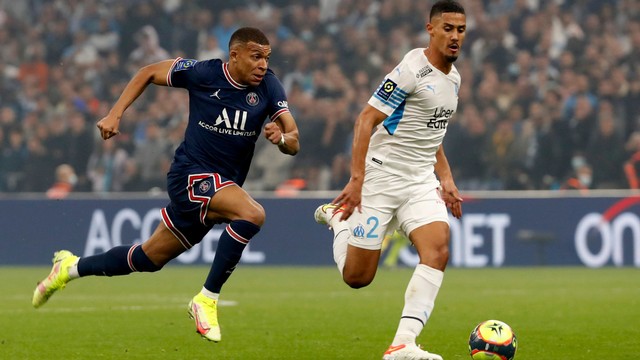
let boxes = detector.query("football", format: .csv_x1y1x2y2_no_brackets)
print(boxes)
468,319,517,360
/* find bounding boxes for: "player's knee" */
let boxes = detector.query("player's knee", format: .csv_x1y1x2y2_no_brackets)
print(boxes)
139,260,164,272
344,277,373,289
132,246,164,273
242,203,266,226
342,272,374,289
421,243,449,271
435,239,450,258
435,244,450,263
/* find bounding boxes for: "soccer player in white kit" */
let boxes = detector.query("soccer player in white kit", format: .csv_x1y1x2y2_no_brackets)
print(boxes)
314,1,466,359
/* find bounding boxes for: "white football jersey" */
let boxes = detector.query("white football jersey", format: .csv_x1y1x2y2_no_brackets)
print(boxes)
367,48,461,183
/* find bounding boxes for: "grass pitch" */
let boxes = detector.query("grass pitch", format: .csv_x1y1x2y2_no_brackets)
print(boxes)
1,266,638,359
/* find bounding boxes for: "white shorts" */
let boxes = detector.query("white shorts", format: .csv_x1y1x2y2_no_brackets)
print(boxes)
347,167,449,250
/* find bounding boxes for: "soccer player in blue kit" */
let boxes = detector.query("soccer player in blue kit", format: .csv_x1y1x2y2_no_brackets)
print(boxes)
32,27,299,343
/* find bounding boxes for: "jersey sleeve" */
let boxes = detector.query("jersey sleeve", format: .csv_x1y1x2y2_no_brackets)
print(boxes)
368,61,417,116
167,58,210,89
265,71,291,122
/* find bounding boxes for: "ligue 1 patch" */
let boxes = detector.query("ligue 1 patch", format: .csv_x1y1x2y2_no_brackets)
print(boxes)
246,92,259,106
174,59,197,71
376,79,397,101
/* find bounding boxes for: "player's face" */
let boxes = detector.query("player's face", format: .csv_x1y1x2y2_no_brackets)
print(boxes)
428,12,466,63
231,42,271,87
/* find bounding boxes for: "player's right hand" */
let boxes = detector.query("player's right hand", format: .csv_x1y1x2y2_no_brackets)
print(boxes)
97,115,120,140
333,178,363,221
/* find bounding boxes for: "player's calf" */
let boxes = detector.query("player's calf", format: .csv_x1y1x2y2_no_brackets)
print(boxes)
77,244,162,276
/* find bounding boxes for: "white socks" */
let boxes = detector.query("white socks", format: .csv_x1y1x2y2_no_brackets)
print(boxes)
67,259,80,279
326,209,444,346
329,216,351,275
201,287,220,301
392,264,444,346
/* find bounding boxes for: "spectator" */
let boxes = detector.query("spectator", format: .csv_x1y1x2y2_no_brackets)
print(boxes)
528,99,571,189
127,25,170,72
624,132,640,189
197,35,226,60
18,41,49,93
560,160,592,195
87,139,129,192
46,164,77,199
1,127,27,191
61,30,98,68
132,121,171,191
22,127,51,192
446,104,490,190
89,16,120,54
566,94,597,155
211,9,238,54
0,0,638,193
585,102,627,189
65,111,94,192
485,120,513,190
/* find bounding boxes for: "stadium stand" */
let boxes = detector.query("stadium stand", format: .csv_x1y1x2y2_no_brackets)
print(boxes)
0,0,638,193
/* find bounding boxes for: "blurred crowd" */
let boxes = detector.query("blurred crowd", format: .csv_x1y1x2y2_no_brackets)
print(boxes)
0,0,639,196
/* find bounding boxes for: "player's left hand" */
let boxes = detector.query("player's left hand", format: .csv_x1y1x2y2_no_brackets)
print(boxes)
440,179,463,219
263,122,283,145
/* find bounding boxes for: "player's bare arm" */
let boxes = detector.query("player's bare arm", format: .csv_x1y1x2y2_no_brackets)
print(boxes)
97,59,175,140
265,112,300,155
334,104,387,221
434,144,463,218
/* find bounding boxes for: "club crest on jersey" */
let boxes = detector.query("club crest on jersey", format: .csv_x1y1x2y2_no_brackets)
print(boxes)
376,79,397,101
246,92,259,106
198,180,211,193
174,59,197,71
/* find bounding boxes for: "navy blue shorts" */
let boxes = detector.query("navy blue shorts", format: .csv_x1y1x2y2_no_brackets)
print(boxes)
162,162,236,249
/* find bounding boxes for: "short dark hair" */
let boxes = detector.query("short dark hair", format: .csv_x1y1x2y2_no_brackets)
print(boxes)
430,0,465,20
229,27,270,49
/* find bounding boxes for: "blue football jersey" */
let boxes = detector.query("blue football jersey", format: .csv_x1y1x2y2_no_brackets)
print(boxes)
167,57,290,185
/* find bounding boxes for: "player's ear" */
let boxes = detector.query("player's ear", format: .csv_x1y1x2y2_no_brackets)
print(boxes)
229,44,241,63
426,22,434,36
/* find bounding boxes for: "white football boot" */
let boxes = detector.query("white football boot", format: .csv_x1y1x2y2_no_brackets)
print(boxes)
313,203,344,228
382,343,443,360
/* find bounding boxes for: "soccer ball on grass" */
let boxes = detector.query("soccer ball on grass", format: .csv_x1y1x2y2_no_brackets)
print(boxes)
468,319,517,360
